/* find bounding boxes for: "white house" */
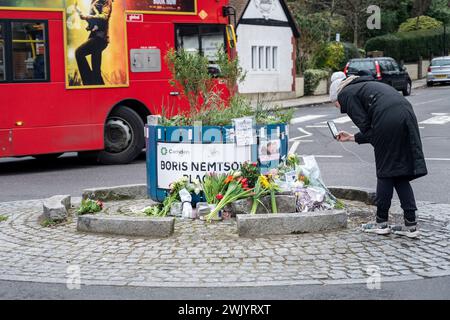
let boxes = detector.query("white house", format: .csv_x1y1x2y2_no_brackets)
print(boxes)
229,0,300,100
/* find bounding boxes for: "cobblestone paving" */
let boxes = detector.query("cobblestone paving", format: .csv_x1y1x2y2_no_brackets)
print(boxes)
0,199,448,287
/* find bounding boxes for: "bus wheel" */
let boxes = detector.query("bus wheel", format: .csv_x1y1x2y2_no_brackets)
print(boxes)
33,153,63,161
99,107,144,165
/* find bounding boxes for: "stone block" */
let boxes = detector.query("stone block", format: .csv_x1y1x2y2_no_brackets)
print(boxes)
77,215,174,237
328,186,376,205
237,210,347,237
42,195,71,221
82,184,147,201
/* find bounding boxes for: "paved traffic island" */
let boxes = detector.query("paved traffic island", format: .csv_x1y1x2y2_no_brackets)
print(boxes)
0,197,448,288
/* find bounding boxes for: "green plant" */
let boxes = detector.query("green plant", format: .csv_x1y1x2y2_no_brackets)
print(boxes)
0,215,8,222
304,69,329,95
398,15,443,32
365,27,450,62
215,46,246,96
202,173,228,205
334,199,345,210
165,48,214,115
77,199,103,215
314,42,345,72
40,218,60,227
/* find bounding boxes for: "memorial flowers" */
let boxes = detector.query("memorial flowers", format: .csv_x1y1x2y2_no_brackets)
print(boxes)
145,176,200,217
205,173,254,222
260,174,281,214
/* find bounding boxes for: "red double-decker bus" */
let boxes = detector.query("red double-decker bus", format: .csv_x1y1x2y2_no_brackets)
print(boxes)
0,0,234,164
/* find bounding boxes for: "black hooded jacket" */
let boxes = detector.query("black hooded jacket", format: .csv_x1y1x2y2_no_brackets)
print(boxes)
338,76,427,180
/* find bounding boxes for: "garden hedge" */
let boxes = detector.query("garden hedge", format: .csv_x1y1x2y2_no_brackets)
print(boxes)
304,69,329,95
365,27,450,62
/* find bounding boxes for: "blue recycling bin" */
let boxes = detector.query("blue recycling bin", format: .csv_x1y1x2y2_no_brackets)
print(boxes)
145,123,289,202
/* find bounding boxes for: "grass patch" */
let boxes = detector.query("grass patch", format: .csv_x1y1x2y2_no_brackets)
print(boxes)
40,218,64,228
0,215,8,222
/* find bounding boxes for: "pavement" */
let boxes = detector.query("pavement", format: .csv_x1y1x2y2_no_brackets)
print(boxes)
0,198,448,292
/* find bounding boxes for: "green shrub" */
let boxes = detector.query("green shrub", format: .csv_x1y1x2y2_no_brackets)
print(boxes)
304,69,329,95
314,42,345,71
365,27,450,62
313,42,361,72
398,16,443,32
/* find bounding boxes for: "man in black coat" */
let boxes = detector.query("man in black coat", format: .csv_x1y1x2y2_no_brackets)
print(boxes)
329,71,427,238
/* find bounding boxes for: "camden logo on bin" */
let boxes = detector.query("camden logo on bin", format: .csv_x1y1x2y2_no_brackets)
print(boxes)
160,147,190,156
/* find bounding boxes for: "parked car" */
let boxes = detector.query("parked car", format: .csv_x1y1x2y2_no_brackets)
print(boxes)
427,56,450,86
344,57,412,96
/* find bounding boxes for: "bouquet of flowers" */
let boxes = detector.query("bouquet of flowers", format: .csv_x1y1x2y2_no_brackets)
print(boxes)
205,172,254,222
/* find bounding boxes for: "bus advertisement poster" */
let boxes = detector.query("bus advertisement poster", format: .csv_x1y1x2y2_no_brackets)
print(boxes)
65,0,128,89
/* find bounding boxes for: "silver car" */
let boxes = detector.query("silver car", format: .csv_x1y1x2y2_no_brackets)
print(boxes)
427,56,450,86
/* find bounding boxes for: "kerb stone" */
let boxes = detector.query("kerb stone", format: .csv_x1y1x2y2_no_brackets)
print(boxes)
77,214,174,237
237,210,347,237
82,184,147,201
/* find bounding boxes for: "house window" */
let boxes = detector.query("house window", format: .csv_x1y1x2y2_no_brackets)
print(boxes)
251,45,279,71
251,46,257,70
258,46,264,70
272,47,278,70
265,47,271,70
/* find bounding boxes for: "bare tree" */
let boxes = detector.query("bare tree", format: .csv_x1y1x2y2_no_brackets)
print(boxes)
335,0,372,46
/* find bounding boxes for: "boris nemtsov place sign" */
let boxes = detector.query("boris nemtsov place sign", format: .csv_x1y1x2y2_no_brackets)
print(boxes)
156,142,252,189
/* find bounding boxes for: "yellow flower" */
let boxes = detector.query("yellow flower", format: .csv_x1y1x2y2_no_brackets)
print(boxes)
260,175,270,189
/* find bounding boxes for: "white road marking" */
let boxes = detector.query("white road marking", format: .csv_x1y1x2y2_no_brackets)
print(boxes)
306,125,328,128
304,155,344,159
290,115,328,125
289,127,314,153
426,158,450,161
420,114,450,125
320,116,352,124
289,128,313,142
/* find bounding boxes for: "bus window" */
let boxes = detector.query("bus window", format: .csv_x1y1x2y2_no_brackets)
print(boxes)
0,23,4,81
176,24,226,77
11,21,48,81
200,25,225,63
176,25,200,55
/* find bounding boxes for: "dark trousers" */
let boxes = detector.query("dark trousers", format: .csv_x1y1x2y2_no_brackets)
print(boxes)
376,178,417,226
75,37,107,86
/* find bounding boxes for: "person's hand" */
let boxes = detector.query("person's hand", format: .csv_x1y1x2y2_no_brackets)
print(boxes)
79,14,87,20
336,131,355,142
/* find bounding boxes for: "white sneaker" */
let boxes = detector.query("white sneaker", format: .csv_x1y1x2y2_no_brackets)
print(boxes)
391,225,420,239
361,222,391,235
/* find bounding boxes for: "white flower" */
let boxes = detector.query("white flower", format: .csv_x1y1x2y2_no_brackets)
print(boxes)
194,187,201,195
193,178,200,185
233,171,242,178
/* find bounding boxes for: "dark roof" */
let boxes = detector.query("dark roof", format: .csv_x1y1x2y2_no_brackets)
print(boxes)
228,0,300,38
